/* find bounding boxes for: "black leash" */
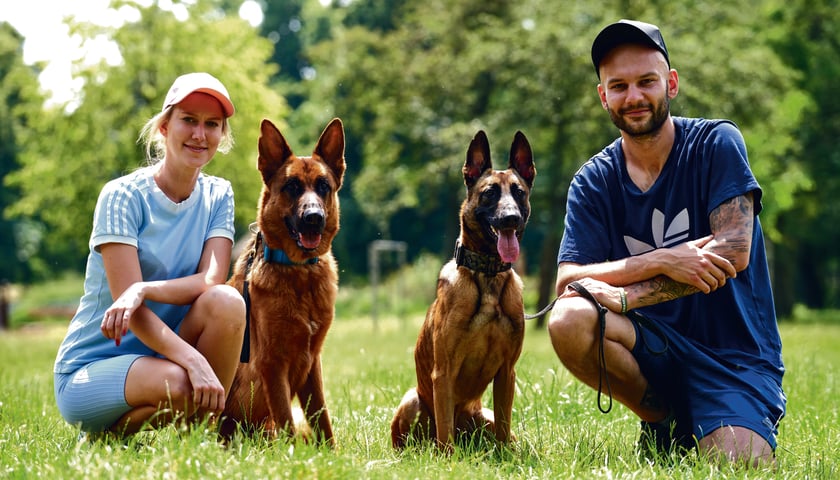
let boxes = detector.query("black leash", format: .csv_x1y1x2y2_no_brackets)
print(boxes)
629,310,669,356
567,281,613,414
524,296,558,320
527,282,670,415
238,232,260,364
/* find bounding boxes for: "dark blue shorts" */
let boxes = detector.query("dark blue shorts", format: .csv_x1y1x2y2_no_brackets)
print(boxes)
629,312,785,449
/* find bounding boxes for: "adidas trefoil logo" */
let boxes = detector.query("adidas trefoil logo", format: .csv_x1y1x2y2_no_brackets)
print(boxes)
624,208,690,255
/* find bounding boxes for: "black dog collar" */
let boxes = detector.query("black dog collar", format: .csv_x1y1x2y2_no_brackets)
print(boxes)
454,241,512,275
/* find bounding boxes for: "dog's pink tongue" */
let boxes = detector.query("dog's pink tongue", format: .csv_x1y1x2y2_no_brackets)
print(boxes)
301,233,322,250
497,230,520,263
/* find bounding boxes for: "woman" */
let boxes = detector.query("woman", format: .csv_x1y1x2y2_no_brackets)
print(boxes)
54,72,246,438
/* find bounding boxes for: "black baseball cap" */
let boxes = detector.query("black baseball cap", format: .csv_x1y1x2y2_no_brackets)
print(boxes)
591,19,670,79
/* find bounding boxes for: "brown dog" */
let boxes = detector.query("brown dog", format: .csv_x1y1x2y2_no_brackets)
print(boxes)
390,130,536,450
220,118,345,445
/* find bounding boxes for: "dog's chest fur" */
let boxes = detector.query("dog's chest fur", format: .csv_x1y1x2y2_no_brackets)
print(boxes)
440,261,522,330
425,261,525,388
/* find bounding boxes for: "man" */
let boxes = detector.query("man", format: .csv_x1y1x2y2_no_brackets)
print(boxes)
547,19,785,467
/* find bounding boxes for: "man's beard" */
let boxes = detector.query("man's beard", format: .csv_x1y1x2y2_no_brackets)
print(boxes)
608,94,670,138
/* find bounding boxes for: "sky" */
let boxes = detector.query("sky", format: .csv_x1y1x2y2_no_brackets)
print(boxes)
0,0,264,108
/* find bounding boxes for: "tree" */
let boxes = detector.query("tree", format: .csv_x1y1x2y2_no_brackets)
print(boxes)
3,0,824,317
765,0,840,309
5,0,287,273
0,22,48,281
297,0,810,320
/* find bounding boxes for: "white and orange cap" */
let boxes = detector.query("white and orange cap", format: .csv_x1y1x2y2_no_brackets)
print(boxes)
162,72,235,117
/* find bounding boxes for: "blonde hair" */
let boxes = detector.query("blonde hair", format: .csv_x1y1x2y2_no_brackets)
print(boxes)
137,106,235,163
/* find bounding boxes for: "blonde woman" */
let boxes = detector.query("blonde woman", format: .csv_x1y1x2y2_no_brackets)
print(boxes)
54,73,245,438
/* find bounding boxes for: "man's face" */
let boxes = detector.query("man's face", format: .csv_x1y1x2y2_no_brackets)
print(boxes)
597,44,675,138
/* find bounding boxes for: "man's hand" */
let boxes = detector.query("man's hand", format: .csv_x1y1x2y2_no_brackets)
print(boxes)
657,235,736,294
561,277,625,313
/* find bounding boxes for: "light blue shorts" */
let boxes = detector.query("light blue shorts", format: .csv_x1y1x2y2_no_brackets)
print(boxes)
54,354,142,433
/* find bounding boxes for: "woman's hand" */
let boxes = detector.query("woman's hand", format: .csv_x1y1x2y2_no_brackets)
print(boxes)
101,282,146,346
185,355,227,412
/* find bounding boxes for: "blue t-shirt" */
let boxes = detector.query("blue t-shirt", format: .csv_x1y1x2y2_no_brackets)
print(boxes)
54,166,236,374
558,117,783,377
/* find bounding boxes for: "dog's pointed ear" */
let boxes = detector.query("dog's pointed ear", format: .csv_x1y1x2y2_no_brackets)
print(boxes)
509,131,535,188
464,130,492,187
258,119,294,185
314,118,346,190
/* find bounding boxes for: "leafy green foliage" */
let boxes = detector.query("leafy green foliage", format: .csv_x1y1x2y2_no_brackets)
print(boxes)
297,0,812,313
763,0,840,308
2,0,838,311
4,0,287,273
0,24,49,282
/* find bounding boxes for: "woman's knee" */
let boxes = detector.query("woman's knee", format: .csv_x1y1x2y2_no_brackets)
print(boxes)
195,284,246,332
126,358,193,410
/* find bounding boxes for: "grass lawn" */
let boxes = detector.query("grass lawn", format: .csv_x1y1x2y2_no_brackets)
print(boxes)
0,282,838,479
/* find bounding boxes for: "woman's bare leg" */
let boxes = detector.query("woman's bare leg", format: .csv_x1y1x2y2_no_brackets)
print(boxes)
112,284,245,434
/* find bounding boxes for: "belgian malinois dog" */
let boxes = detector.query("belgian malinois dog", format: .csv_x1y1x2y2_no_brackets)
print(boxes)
390,130,536,450
220,118,345,445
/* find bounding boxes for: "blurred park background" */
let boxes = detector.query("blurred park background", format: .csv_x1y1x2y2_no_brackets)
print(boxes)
1,0,838,328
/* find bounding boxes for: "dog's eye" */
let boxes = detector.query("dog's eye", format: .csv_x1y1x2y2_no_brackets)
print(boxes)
510,184,526,200
282,179,303,197
480,184,501,203
315,178,331,197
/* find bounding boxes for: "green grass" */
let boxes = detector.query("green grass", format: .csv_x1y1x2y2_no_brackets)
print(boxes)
3,272,83,329
1,274,838,479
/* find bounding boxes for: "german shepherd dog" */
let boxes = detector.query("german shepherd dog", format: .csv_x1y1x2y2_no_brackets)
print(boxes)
390,130,536,450
220,118,345,445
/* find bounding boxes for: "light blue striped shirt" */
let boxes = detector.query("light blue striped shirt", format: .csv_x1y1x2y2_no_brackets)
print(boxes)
54,166,236,373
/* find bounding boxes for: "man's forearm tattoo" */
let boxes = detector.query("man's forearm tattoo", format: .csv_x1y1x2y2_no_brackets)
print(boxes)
634,194,754,308
709,194,753,263
636,275,698,307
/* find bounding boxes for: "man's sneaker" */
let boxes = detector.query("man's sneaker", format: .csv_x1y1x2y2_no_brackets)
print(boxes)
638,420,672,459
637,418,694,461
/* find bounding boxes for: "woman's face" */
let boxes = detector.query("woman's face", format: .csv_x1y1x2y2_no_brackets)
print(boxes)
161,92,226,170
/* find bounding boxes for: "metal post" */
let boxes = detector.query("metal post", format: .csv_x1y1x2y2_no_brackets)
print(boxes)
0,280,9,330
368,240,408,330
